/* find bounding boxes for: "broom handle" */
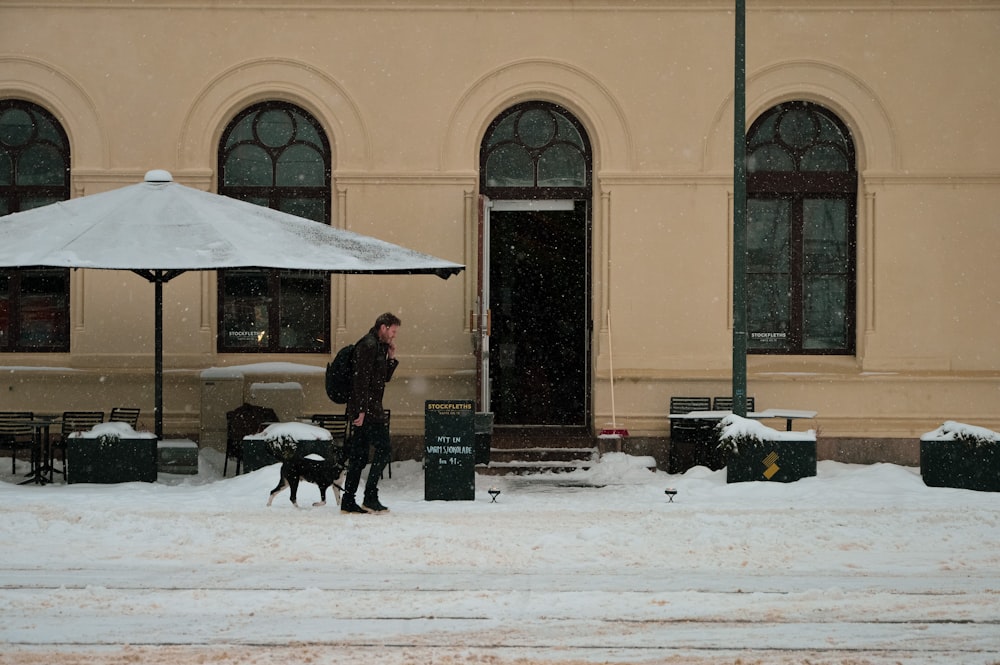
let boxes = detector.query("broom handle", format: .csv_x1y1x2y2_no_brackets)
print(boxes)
608,309,616,427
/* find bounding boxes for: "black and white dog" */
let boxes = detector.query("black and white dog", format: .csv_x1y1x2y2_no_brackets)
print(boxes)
267,450,347,508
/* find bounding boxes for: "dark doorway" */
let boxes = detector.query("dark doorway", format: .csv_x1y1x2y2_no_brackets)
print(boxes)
488,203,589,427
479,101,593,430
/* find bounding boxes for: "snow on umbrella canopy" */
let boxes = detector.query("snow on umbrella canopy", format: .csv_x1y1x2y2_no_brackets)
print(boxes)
0,170,464,437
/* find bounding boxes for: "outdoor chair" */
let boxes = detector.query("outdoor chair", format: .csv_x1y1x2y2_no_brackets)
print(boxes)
310,413,350,466
712,396,756,413
669,397,712,438
52,411,106,481
668,397,714,474
0,411,34,474
224,403,278,476
109,407,141,429
310,413,350,446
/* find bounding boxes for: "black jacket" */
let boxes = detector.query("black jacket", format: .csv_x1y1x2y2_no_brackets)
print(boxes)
346,327,398,424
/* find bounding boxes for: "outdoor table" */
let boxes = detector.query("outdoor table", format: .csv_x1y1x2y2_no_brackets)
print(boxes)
668,409,817,431
754,408,818,431
14,415,61,485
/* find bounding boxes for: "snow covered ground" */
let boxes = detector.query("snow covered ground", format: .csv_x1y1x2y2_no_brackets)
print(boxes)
1,450,998,665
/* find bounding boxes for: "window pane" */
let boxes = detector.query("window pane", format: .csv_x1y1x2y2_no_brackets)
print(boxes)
801,145,848,172
747,273,790,350
803,199,848,273
748,112,778,149
294,119,323,147
486,144,534,187
17,144,64,185
555,114,585,150
221,271,270,349
256,109,295,148
35,115,65,145
748,144,794,172
278,271,327,351
486,114,516,148
227,192,269,208
225,114,255,149
0,107,33,147
18,269,69,349
777,108,817,149
0,152,11,184
537,143,585,187
747,199,790,271
803,275,847,349
278,197,324,223
818,113,850,147
223,144,272,187
517,109,556,148
22,196,62,211
276,144,324,187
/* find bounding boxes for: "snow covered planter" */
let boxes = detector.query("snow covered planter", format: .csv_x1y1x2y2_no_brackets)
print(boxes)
66,422,158,484
920,421,1000,492
718,415,817,484
241,422,335,473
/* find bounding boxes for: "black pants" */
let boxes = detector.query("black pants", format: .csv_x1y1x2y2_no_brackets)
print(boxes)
344,420,391,501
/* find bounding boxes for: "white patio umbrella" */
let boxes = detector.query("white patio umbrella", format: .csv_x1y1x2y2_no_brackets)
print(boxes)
0,170,464,437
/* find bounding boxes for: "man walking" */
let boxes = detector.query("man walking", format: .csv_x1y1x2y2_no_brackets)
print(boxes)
341,312,400,514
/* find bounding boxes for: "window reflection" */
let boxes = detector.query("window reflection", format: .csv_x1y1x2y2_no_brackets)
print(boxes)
217,102,331,354
0,100,70,352
746,102,856,355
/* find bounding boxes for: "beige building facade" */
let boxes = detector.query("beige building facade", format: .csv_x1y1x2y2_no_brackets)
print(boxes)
1,0,999,463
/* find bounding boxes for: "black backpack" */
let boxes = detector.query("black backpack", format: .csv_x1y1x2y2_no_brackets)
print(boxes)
325,343,355,404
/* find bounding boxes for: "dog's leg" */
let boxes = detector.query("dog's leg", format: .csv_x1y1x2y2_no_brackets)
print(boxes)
288,476,300,507
313,484,327,507
267,478,289,507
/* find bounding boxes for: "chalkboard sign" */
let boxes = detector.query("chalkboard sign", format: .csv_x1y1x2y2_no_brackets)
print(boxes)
424,400,476,501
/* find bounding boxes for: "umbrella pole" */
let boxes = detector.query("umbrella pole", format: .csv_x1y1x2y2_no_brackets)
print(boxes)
132,269,185,441
154,277,164,440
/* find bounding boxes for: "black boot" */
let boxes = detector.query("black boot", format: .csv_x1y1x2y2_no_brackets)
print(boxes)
341,469,368,513
363,488,389,513
341,497,367,514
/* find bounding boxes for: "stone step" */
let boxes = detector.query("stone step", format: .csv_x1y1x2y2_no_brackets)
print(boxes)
488,446,597,463
476,427,635,475
480,443,599,476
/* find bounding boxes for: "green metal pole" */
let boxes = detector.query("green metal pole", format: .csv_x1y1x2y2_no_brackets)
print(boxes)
732,0,748,417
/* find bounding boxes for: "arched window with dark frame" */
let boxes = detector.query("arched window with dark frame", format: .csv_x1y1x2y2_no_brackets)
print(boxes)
481,101,591,199
746,101,857,355
217,102,332,353
0,100,71,352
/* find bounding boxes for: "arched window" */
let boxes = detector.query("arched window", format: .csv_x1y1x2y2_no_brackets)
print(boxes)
481,102,590,199
746,101,857,354
0,100,71,352
217,102,331,353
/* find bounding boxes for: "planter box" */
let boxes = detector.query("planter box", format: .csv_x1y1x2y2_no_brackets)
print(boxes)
67,437,158,484
726,439,816,484
920,441,1000,492
158,439,199,475
241,437,336,473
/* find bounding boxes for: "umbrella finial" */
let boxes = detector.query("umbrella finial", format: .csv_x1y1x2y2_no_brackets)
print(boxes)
144,169,173,183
